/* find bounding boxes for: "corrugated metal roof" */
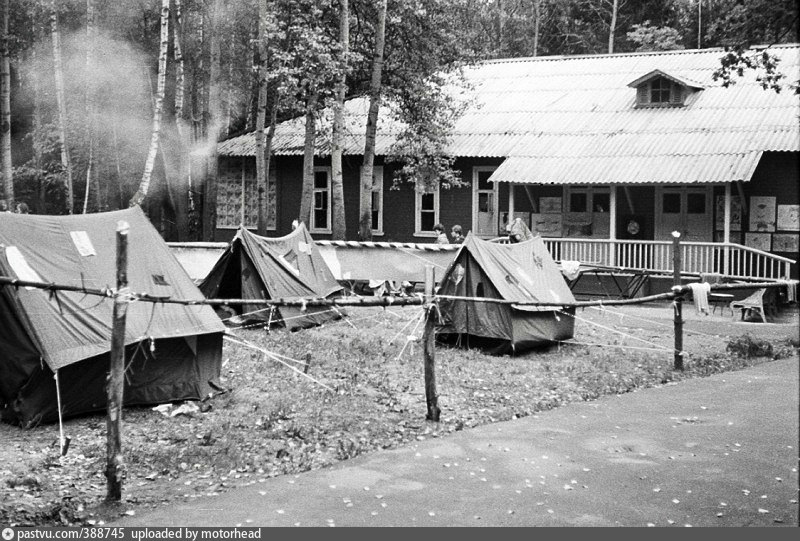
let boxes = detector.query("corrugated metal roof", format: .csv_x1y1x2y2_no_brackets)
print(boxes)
218,45,800,184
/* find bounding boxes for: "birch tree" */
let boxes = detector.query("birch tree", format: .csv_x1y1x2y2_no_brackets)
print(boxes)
358,0,386,241
130,0,169,207
330,0,349,239
0,0,12,207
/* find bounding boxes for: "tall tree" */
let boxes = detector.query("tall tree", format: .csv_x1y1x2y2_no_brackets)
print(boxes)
608,0,619,52
298,91,318,225
82,0,96,213
0,0,12,207
330,0,349,239
202,0,224,240
50,0,74,213
358,0,387,241
130,0,169,207
255,0,270,234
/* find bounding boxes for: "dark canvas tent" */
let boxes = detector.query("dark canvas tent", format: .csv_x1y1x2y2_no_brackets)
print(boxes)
200,224,343,330
437,233,576,354
0,207,226,427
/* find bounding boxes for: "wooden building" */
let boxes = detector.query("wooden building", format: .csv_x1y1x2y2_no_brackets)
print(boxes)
216,45,800,280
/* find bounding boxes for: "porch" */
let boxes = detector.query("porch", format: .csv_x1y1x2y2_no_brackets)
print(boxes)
542,238,795,281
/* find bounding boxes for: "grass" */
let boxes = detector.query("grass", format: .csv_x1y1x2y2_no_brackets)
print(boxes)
0,304,797,526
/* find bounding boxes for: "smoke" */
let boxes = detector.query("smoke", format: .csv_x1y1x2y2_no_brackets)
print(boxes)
17,29,155,210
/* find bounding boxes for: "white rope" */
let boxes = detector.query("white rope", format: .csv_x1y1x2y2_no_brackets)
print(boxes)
389,307,425,345
557,339,674,353
558,309,674,351
223,335,335,392
586,305,723,338
394,310,427,361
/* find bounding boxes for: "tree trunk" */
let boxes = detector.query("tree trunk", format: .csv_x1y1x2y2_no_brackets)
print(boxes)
169,0,190,239
608,0,619,53
299,91,318,226
82,0,95,213
330,0,349,240
533,0,541,57
202,0,223,241
50,1,74,213
255,0,268,234
245,21,258,133
31,46,46,212
0,0,13,207
359,0,387,241
130,0,169,207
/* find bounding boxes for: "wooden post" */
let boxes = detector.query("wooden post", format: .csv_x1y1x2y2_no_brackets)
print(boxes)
422,265,440,422
672,231,684,371
106,220,129,501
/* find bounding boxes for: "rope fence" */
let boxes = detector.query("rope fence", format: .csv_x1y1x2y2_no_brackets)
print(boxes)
1,239,795,502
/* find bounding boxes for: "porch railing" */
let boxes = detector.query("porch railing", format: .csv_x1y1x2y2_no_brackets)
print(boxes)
542,238,795,281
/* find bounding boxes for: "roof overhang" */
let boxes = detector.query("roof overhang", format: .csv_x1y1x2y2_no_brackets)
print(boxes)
627,69,705,90
488,151,763,185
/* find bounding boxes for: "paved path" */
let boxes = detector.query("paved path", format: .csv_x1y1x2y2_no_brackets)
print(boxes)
115,358,799,527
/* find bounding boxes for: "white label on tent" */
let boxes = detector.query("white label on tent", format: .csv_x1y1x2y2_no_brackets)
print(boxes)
70,231,96,256
5,246,42,289
297,241,312,254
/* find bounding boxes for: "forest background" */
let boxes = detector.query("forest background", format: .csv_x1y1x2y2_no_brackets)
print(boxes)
0,0,797,241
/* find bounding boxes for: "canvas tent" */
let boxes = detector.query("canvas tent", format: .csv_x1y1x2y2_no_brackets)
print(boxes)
0,207,226,427
200,224,343,330
437,233,576,354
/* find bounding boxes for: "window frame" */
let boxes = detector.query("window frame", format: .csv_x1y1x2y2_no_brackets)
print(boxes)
563,185,611,238
360,165,384,236
216,157,277,231
414,183,440,237
311,166,332,234
636,76,685,108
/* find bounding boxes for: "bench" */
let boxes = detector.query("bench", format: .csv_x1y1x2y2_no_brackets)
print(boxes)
730,288,768,323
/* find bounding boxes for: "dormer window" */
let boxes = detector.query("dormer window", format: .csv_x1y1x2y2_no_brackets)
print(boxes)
649,77,674,103
628,69,704,108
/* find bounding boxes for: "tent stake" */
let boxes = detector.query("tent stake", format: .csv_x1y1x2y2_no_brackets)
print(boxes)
423,265,440,422
106,220,130,501
54,370,69,456
672,231,684,371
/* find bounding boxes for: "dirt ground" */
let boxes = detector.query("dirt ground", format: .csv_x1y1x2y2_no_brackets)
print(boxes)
1,302,797,526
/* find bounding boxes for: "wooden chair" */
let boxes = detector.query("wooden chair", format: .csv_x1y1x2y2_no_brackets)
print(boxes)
730,288,768,323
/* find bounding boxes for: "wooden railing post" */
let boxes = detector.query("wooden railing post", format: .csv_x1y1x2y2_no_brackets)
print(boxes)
672,231,684,371
422,264,440,422
106,220,129,501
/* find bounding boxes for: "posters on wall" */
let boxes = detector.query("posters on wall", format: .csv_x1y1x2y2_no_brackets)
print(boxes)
714,195,742,231
776,204,800,231
748,196,776,232
773,234,799,254
531,213,563,237
745,232,772,252
539,197,562,214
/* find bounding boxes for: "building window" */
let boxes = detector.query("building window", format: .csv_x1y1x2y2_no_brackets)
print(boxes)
564,186,610,238
663,193,681,214
687,193,706,214
650,77,671,103
216,158,277,230
415,184,440,236
360,166,384,235
312,167,331,233
636,76,684,107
